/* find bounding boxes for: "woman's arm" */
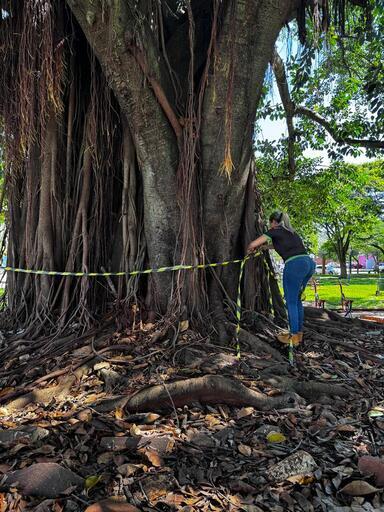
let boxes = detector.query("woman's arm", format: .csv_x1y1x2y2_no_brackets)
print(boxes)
247,234,270,254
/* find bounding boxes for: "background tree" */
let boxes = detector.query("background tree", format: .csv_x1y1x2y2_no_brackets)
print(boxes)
354,219,384,263
259,159,383,277
258,1,384,176
0,1,382,344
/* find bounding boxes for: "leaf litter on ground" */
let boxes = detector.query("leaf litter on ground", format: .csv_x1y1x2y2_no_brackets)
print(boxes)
0,313,382,510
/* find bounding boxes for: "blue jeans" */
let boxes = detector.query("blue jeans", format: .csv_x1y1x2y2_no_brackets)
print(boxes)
283,256,316,334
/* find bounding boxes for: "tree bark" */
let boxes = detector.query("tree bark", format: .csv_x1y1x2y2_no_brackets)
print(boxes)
66,0,180,312
200,0,294,326
1,0,295,336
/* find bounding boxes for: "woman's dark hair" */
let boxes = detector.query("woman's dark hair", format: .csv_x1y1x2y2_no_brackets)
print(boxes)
269,211,294,232
269,211,283,223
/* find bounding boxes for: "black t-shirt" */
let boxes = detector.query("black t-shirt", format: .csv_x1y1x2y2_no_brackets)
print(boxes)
265,226,307,262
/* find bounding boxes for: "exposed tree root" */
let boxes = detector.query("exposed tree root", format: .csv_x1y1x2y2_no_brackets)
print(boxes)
228,325,284,362
305,307,381,330
0,377,76,413
264,376,351,401
125,375,295,412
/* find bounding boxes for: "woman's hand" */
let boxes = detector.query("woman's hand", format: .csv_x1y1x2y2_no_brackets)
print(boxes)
247,240,259,254
246,235,270,254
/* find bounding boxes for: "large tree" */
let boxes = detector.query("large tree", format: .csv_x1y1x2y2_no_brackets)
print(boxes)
0,0,379,340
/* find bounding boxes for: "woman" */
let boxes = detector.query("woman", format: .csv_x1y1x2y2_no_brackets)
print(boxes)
247,212,315,345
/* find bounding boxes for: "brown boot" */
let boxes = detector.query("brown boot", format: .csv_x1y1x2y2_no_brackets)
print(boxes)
276,331,290,344
290,333,302,346
277,332,301,346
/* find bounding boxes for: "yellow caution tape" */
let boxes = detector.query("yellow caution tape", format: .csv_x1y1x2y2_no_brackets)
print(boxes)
0,257,251,277
0,251,266,359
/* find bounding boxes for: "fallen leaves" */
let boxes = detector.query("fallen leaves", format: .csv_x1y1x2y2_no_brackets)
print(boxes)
2,463,84,498
340,480,380,496
237,443,252,457
0,315,383,511
85,475,103,492
358,455,384,486
266,431,287,443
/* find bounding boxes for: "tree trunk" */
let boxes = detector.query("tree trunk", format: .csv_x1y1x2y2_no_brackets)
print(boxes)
1,0,296,338
339,256,348,279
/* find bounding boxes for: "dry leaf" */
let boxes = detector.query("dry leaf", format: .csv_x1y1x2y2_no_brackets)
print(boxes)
205,414,220,427
358,456,384,486
97,452,114,465
368,406,384,418
117,464,141,477
179,320,189,332
336,424,357,432
286,473,315,485
266,431,286,443
143,449,163,467
129,424,141,436
0,494,6,512
115,407,124,420
236,407,254,419
76,409,93,422
158,492,185,507
238,443,252,457
340,480,379,496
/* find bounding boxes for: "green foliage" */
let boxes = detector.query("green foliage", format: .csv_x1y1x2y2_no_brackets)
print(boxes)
258,159,384,260
354,219,384,256
257,2,384,167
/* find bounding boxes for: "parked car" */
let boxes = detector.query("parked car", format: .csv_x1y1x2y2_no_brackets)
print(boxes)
379,263,384,273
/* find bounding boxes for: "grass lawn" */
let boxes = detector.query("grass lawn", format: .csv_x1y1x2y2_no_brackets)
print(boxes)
278,275,384,309
303,276,384,309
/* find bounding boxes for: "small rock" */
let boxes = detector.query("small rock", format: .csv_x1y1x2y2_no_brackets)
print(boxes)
85,498,142,512
3,462,83,497
267,450,317,482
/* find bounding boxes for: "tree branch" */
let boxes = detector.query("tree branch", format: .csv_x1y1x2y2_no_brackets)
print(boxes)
271,49,296,177
271,51,384,153
367,243,384,256
294,106,384,149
